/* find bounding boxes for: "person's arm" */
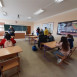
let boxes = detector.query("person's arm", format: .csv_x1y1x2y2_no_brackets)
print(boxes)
11,38,16,44
13,28,15,32
8,28,10,34
52,36,55,41
0,39,6,46
56,42,62,47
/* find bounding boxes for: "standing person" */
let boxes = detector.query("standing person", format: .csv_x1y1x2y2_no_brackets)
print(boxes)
36,27,40,36
53,37,70,64
40,29,44,35
8,26,15,36
38,32,47,48
67,34,74,49
44,27,48,36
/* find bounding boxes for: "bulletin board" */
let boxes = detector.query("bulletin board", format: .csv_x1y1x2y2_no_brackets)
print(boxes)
57,20,77,36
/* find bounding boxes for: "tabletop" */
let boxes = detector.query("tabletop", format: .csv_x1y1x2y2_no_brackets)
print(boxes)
0,46,23,57
42,41,57,49
29,36,38,38
34,38,38,41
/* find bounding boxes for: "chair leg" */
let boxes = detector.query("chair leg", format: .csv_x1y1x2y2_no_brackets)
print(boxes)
1,72,4,77
17,66,20,77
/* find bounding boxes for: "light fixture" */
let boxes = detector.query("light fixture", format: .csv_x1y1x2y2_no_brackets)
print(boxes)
34,9,44,15
18,14,20,18
0,1,3,7
2,11,7,16
55,0,64,3
27,17,32,19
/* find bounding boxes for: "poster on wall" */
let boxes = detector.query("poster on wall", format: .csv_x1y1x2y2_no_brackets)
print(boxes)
57,20,77,36
43,22,54,33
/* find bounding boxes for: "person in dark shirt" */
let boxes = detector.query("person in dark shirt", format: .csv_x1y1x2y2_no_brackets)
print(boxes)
40,29,44,35
48,33,55,42
67,34,74,49
8,26,15,36
38,32,47,48
36,27,40,36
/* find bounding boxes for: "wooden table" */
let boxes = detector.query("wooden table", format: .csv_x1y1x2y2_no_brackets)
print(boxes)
28,36,38,43
34,38,38,45
0,46,22,60
25,34,33,40
41,41,57,56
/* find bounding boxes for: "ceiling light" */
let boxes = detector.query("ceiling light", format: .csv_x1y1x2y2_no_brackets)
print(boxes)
34,9,44,15
55,0,64,3
27,17,32,19
0,1,3,7
2,11,7,16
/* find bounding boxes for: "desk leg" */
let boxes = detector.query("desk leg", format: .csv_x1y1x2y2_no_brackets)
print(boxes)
29,37,30,43
34,40,36,46
44,45,46,57
25,35,26,40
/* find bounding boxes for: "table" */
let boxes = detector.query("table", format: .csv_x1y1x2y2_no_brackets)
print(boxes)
0,46,22,60
25,34,33,40
41,41,57,56
28,36,38,43
34,38,38,45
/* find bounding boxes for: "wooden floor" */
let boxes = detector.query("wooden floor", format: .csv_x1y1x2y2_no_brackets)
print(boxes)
3,39,77,77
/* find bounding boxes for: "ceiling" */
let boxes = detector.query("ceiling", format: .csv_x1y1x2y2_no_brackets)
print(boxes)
0,0,77,22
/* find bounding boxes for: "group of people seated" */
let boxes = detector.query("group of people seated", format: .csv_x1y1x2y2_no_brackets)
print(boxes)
37,27,55,48
37,27,74,64
0,32,16,76
0,32,16,48
54,35,74,64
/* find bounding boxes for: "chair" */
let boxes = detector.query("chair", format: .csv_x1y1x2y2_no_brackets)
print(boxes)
57,47,77,64
68,47,77,58
0,57,20,77
57,54,67,64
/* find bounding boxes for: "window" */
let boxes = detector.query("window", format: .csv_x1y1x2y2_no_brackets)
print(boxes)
0,25,4,31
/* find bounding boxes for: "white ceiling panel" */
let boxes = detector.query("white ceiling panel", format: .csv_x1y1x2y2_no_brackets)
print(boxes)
0,0,77,21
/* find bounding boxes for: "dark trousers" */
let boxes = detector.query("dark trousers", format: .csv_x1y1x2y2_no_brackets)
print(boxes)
0,71,1,77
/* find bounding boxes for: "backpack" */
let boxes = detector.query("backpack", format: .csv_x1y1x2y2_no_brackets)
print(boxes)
32,45,37,51
4,40,13,48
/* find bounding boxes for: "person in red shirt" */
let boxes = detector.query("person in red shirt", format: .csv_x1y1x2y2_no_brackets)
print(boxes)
0,33,16,48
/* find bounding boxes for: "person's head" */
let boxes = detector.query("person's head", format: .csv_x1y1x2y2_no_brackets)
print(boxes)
39,31,44,36
60,36,69,51
41,29,43,31
67,34,71,38
48,32,52,36
45,27,47,29
67,34,74,41
5,33,11,40
10,26,12,29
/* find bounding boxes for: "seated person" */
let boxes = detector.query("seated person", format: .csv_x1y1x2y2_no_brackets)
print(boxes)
0,33,16,48
53,37,70,64
48,33,55,42
67,34,74,49
38,32,47,48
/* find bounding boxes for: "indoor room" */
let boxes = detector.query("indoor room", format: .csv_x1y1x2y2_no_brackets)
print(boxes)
0,0,77,77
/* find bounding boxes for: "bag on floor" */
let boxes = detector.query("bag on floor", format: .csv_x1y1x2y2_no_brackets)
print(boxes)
32,45,37,51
